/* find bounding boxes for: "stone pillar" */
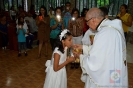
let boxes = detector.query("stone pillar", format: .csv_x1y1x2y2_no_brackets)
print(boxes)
128,0,133,17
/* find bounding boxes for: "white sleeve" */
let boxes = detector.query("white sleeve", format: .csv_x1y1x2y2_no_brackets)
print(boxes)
23,22,28,30
53,47,62,55
16,19,18,24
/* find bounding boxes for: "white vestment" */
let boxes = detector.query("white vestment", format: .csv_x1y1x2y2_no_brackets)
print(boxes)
82,29,96,45
80,18,128,88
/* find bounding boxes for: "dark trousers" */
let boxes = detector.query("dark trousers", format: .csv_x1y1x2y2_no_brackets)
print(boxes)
18,42,26,51
26,35,34,48
1,34,8,47
124,32,127,39
50,38,56,51
124,32,128,44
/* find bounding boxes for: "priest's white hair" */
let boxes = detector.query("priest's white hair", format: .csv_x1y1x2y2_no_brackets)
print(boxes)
87,8,104,19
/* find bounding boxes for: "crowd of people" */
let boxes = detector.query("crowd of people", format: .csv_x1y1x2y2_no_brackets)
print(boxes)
0,2,133,88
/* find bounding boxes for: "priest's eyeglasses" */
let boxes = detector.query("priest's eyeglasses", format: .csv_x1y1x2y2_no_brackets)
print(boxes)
86,17,93,23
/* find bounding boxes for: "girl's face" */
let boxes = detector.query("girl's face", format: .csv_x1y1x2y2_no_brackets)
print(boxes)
62,35,73,48
120,6,126,13
20,18,24,22
72,11,78,18
40,8,45,15
56,9,61,16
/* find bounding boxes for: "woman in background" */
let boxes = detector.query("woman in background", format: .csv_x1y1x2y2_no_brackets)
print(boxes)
48,7,55,19
117,4,132,40
50,7,64,51
36,6,50,58
68,8,84,44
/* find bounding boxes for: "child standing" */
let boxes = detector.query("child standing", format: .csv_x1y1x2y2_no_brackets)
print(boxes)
43,29,75,88
17,21,27,57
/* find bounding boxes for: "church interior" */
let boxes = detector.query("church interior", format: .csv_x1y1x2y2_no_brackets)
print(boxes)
0,0,133,88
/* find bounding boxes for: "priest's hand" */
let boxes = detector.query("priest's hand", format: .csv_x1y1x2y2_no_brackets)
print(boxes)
73,52,80,59
72,44,83,51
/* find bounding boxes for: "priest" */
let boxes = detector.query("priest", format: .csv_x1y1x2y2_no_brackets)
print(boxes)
73,8,128,88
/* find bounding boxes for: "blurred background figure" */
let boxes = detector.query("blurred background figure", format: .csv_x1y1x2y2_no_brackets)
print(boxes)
63,2,72,28
116,4,132,41
68,8,84,44
0,14,9,50
50,7,64,51
81,8,89,36
48,7,55,19
29,5,35,15
16,20,27,57
36,6,50,58
25,12,38,35
10,6,16,20
16,16,34,49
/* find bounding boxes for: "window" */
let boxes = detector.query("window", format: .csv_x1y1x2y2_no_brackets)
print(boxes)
4,0,9,11
108,0,128,16
0,0,4,11
18,0,22,7
1,0,128,16
77,0,128,16
33,0,69,13
12,0,18,10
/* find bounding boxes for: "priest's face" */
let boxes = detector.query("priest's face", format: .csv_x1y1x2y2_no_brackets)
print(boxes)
85,12,97,31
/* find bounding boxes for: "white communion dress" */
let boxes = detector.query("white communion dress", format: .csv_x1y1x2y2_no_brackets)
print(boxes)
43,47,67,88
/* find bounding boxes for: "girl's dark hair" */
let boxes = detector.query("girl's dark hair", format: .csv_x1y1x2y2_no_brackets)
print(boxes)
81,8,88,17
55,7,62,15
18,21,23,25
39,5,48,17
53,31,72,53
121,4,128,12
18,16,24,24
71,8,80,18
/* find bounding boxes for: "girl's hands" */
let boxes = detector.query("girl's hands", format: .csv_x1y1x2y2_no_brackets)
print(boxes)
66,56,75,63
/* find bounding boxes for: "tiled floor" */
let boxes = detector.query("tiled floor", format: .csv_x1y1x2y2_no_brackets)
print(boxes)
0,42,133,88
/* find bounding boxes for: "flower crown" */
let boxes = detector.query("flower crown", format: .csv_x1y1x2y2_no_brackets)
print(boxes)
59,29,69,41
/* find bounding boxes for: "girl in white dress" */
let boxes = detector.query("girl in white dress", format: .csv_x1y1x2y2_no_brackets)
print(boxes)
43,29,75,88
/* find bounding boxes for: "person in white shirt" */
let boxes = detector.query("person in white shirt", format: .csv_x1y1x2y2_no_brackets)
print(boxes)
73,8,128,88
10,6,16,20
25,12,38,35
